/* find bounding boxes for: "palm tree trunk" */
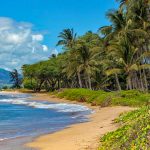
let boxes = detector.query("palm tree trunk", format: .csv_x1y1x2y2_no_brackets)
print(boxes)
134,73,138,89
143,69,148,92
127,73,132,90
77,72,82,88
115,73,121,91
37,80,44,92
139,69,144,91
87,74,92,90
85,80,88,89
58,79,61,89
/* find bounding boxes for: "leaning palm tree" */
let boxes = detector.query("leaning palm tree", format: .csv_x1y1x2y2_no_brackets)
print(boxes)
107,33,150,91
61,31,102,89
103,55,122,91
106,38,136,90
57,28,77,48
61,51,83,88
10,69,22,88
76,41,99,89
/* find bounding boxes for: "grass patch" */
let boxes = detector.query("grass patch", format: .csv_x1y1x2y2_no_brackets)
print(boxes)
54,88,150,107
99,107,150,150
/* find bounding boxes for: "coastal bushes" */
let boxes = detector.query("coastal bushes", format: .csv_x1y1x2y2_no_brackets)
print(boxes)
98,107,150,150
55,88,150,107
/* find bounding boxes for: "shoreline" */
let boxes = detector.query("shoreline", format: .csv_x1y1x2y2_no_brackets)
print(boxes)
1,91,135,150
26,93,134,150
0,136,34,150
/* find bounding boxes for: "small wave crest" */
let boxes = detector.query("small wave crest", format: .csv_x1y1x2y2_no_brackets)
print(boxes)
0,97,90,113
0,138,8,142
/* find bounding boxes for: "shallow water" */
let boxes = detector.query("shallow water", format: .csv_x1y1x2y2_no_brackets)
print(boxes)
0,93,92,149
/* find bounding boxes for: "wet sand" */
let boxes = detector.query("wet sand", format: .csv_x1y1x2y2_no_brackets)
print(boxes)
0,137,35,150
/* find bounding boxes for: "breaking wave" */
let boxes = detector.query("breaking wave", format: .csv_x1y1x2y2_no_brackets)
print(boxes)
0,94,90,113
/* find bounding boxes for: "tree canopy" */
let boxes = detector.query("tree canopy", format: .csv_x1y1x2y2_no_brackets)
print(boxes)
22,0,150,92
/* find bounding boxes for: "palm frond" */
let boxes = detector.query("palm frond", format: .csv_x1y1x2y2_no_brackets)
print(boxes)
105,68,123,76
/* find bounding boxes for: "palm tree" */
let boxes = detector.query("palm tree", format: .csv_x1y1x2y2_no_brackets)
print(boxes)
74,32,101,89
99,2,149,91
99,9,126,37
104,57,122,91
98,9,127,51
62,52,83,88
57,28,77,48
106,33,150,91
10,69,22,88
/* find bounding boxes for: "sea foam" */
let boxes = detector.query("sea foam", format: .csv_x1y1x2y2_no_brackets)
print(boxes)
0,94,90,113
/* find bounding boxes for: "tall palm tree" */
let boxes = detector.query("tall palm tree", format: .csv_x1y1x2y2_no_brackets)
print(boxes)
10,69,22,88
107,33,150,90
61,51,83,88
98,9,126,48
74,32,101,89
99,10,126,35
57,28,77,48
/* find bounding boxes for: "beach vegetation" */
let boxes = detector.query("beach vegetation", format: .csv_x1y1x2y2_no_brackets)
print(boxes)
98,106,150,150
54,88,150,107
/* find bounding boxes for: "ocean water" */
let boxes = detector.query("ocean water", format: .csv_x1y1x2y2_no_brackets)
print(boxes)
0,93,92,142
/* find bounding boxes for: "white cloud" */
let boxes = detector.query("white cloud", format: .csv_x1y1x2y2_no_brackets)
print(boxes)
0,17,51,71
42,45,48,51
32,34,43,41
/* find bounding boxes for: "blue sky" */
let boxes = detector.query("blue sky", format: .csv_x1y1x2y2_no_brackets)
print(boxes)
0,0,119,70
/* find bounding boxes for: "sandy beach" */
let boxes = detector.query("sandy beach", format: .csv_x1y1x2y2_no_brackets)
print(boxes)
23,93,134,150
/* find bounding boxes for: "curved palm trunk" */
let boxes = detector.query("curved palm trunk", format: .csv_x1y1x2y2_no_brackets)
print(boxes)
37,80,44,92
87,74,92,90
143,69,148,92
126,73,132,90
115,73,121,91
77,72,82,88
85,80,88,89
132,72,138,89
139,69,144,91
